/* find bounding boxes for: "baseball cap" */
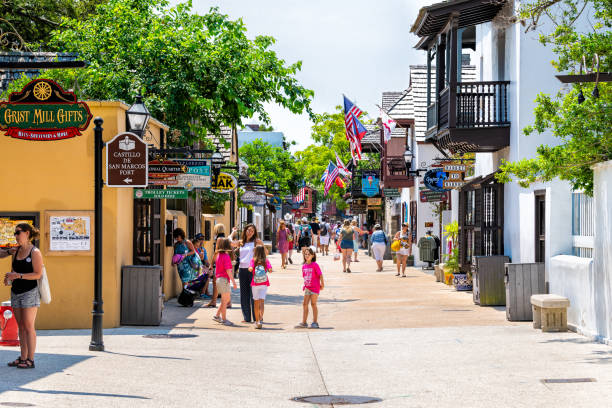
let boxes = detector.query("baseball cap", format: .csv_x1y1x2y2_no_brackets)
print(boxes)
194,233,204,241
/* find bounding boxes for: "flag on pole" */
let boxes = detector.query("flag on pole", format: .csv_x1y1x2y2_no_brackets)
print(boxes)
320,167,328,183
335,177,346,188
335,152,351,178
323,161,340,196
380,108,397,143
343,96,366,164
295,182,306,203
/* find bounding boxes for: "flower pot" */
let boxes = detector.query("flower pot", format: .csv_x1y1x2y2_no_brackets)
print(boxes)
443,266,454,285
453,273,473,291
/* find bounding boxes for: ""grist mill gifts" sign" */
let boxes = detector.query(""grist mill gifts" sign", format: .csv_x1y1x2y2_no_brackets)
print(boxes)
0,79,92,141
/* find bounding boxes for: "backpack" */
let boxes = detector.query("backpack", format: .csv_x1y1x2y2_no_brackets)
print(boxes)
301,225,311,239
178,288,196,307
253,264,268,284
320,223,328,236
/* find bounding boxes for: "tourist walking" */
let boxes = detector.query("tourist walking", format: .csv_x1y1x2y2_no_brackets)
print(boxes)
212,238,237,326
351,220,362,262
298,217,313,255
234,224,264,323
338,220,364,273
393,223,412,277
319,217,330,256
248,245,272,329
206,224,226,308
295,247,324,329
287,223,295,265
172,228,200,287
193,233,211,297
309,218,321,253
3,224,43,369
277,220,289,269
370,224,388,272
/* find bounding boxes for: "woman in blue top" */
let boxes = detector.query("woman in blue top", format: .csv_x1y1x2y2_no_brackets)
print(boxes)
369,224,388,272
172,228,200,287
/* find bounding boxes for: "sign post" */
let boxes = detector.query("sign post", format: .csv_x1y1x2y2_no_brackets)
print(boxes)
106,132,148,187
90,118,104,352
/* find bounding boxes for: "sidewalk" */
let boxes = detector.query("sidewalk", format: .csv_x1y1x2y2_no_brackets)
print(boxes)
0,249,610,407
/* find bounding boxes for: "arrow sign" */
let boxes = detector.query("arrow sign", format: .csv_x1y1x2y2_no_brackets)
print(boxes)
106,132,148,187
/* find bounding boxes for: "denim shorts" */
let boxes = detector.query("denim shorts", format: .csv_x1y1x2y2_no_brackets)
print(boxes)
11,287,40,308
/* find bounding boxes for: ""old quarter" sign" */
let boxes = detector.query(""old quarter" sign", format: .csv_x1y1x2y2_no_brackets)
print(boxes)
0,79,92,141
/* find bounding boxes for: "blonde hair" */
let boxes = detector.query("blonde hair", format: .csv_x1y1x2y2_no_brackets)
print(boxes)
214,223,225,236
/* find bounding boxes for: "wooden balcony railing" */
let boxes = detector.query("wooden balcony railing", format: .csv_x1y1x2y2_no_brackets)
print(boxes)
456,81,510,128
426,102,437,131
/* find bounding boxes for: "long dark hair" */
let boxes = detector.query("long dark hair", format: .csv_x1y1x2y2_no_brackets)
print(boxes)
241,223,258,244
252,245,267,268
16,223,39,242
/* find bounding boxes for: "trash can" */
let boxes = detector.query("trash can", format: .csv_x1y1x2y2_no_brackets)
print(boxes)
121,265,163,325
504,263,546,321
472,255,510,306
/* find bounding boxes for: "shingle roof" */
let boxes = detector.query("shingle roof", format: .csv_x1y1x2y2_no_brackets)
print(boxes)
382,91,404,110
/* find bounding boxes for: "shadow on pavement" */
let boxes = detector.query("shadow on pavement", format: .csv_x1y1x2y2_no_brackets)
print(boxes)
264,293,358,306
10,386,150,400
101,351,190,361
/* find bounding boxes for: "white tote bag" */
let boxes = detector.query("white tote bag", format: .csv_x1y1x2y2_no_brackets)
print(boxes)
38,265,52,304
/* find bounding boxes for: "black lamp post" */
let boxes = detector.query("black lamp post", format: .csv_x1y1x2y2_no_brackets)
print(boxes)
404,149,426,177
126,95,151,137
211,151,224,185
271,182,280,252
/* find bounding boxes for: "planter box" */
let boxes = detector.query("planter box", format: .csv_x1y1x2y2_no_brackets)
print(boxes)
505,263,546,321
453,273,473,291
472,256,510,306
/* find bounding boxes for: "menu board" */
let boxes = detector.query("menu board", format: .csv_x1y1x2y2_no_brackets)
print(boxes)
0,218,34,248
49,215,91,251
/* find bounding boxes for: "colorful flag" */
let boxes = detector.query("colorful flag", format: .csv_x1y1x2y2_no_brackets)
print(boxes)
343,96,365,164
295,182,306,203
335,177,346,188
323,161,339,196
320,167,328,183
380,108,397,143
335,152,351,178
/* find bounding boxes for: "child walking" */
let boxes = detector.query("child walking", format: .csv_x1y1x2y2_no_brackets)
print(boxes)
213,238,238,326
295,247,324,329
248,245,273,329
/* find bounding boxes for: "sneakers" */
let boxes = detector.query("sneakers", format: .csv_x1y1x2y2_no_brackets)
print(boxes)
256,321,263,329
288,257,293,264
310,322,319,329
212,315,222,323
294,322,307,329
222,320,234,326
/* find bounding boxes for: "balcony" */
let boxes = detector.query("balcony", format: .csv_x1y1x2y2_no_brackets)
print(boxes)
426,81,510,153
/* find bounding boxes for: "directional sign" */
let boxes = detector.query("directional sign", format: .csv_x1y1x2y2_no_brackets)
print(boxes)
187,166,210,176
173,159,211,176
443,164,467,172
383,188,400,198
148,160,186,178
106,132,148,187
176,174,211,190
443,180,465,189
148,178,178,186
134,189,188,200
211,172,237,193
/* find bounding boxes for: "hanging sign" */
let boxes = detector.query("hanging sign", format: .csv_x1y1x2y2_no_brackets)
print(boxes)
361,171,380,197
269,196,282,211
423,169,448,192
148,160,186,178
176,174,211,190
0,79,92,141
134,189,188,199
211,172,237,193
241,190,261,205
106,132,148,187
173,159,211,176
419,188,449,203
383,188,400,198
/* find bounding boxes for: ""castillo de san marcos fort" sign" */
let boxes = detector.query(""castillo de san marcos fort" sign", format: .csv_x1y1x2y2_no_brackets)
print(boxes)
0,79,92,141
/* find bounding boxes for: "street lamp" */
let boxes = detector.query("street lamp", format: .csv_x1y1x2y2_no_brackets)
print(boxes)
126,95,151,136
404,149,426,177
211,151,224,184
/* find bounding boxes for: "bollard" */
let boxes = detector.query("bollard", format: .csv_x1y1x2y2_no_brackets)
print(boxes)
0,301,19,347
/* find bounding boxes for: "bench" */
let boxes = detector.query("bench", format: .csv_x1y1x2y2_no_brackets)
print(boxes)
530,294,570,332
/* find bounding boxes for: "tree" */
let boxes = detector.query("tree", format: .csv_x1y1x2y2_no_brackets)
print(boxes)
2,0,314,147
0,0,104,49
239,139,301,194
496,0,611,195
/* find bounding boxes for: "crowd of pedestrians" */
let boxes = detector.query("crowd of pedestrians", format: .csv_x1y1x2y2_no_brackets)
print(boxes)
171,216,409,330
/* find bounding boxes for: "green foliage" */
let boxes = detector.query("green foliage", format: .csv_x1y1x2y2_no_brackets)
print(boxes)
444,247,461,274
498,0,612,195
200,189,227,214
239,139,300,194
0,0,104,48
2,0,313,147
443,220,459,245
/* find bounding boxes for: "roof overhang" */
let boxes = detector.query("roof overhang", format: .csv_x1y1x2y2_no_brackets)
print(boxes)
411,0,507,39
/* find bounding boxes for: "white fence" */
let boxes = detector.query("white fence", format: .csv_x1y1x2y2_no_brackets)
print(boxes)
572,192,594,258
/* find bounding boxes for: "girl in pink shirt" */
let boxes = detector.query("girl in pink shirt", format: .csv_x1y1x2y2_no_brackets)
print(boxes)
296,247,324,329
213,238,237,326
248,245,272,329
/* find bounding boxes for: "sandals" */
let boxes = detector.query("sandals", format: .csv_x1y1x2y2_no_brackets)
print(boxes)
16,359,35,369
7,357,24,367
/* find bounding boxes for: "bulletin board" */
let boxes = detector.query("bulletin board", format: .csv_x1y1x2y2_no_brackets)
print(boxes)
0,212,39,248
45,211,95,256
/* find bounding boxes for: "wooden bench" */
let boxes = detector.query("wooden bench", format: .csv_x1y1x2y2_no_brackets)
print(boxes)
530,294,570,332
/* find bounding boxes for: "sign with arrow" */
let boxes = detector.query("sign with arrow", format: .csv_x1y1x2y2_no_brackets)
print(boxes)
106,132,148,187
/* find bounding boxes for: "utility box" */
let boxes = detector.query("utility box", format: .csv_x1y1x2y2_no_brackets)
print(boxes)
121,265,163,325
505,263,546,321
472,256,510,306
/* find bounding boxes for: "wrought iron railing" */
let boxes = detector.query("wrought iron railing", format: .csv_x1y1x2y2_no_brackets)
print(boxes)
456,81,510,128
426,102,437,131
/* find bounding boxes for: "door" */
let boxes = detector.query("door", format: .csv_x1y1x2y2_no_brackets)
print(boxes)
134,198,161,265
535,192,546,263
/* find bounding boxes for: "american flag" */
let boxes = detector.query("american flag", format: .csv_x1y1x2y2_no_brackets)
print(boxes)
323,161,339,196
295,184,306,203
335,152,351,178
343,96,366,163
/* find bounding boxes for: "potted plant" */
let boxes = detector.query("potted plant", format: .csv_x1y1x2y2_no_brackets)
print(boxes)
443,248,459,285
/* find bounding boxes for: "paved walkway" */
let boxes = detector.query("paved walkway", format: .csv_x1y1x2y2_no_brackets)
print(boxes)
0,249,610,407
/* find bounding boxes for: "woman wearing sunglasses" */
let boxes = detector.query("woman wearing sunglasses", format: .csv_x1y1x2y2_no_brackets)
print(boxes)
3,223,43,369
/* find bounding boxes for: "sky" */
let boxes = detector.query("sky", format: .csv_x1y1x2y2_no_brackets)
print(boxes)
174,0,434,152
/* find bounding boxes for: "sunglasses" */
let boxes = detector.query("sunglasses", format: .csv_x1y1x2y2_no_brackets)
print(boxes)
13,230,23,236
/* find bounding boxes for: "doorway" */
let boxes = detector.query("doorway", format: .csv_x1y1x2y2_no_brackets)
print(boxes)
535,191,546,263
133,198,161,265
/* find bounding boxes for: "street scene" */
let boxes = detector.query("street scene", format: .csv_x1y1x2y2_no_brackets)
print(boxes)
0,0,611,407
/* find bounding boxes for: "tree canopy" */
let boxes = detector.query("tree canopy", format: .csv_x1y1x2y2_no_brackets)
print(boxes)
2,0,314,147
497,0,611,194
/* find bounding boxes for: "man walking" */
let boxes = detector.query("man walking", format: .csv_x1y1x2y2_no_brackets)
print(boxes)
309,217,321,253
319,217,331,256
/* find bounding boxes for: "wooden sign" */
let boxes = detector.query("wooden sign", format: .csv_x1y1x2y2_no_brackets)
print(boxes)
0,79,92,141
148,160,186,178
106,132,148,187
